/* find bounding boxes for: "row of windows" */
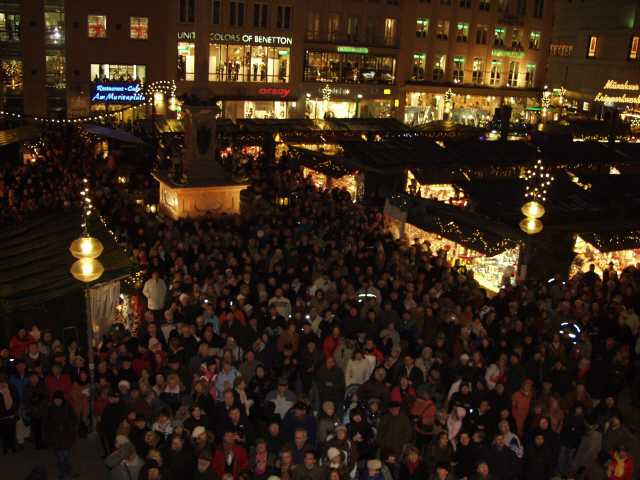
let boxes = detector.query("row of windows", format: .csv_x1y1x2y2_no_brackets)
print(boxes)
180,0,292,29
306,14,398,47
417,19,542,49
411,53,536,87
415,0,545,17
87,15,149,39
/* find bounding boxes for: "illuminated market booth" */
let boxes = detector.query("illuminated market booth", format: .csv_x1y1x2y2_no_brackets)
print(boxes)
571,231,640,277
384,194,524,292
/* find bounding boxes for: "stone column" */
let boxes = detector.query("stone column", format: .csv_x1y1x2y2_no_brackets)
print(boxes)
182,104,227,182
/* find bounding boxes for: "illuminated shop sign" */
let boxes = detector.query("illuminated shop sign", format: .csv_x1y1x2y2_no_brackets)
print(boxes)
630,36,639,60
594,80,640,105
257,87,291,98
491,49,525,58
91,82,145,104
337,46,369,54
209,33,293,45
177,31,196,40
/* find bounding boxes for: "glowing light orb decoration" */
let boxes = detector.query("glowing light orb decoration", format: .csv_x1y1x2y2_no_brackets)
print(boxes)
70,258,105,283
519,217,543,235
521,200,545,219
69,236,104,259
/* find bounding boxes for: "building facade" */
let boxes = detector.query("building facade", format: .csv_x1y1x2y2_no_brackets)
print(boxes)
546,0,640,114
1,0,554,124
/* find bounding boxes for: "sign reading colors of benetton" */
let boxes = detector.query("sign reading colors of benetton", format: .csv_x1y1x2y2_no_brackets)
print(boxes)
209,33,292,45
91,82,145,104
594,80,640,105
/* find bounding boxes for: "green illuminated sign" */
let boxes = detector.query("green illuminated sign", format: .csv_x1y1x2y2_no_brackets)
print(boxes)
526,107,543,111
491,49,525,58
337,46,369,54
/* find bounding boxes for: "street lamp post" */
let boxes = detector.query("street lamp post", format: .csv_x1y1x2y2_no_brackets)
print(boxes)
69,178,104,432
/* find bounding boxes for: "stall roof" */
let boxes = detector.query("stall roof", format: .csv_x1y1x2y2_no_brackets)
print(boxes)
389,194,525,256
0,212,133,311
84,124,145,144
339,139,447,171
0,126,41,147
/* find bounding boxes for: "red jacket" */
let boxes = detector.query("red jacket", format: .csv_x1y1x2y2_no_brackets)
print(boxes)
608,452,633,480
323,335,340,360
213,445,249,479
45,373,72,402
9,334,35,358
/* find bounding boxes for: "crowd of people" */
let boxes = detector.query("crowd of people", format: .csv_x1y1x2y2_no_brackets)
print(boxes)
1,126,640,480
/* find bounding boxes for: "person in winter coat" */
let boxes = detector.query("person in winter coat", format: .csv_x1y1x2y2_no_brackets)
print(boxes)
23,371,48,450
454,432,477,479
0,372,19,454
101,391,128,453
315,356,346,408
317,401,340,445
164,434,196,479
399,445,429,480
212,430,249,479
411,389,437,451
511,379,534,438
44,390,77,480
523,433,555,480
488,434,520,480
572,423,603,475
608,445,633,480
345,350,375,388
358,367,390,407
558,405,587,476
377,401,414,456
105,435,145,480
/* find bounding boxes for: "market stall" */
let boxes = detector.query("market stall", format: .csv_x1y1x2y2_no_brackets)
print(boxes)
570,231,640,277
384,194,524,292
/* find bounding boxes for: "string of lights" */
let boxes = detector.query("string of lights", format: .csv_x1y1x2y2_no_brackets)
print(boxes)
524,159,554,203
0,80,177,124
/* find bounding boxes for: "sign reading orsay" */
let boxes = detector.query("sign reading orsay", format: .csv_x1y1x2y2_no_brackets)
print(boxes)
91,82,145,104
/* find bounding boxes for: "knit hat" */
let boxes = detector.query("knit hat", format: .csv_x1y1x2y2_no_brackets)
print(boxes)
327,447,341,460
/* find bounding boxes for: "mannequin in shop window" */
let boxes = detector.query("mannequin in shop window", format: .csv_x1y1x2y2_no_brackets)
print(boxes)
253,63,258,81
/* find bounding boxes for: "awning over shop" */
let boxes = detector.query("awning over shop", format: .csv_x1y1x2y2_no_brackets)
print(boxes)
0,212,133,312
0,126,41,147
388,194,525,256
84,124,145,144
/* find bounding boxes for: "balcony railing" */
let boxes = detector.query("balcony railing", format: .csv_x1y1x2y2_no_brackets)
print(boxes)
305,30,398,48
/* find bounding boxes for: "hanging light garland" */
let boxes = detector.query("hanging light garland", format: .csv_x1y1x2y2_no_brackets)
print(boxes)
0,80,177,125
520,159,554,235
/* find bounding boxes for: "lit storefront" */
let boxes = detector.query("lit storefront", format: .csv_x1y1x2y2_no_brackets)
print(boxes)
406,171,469,205
404,90,540,127
303,85,393,119
302,166,361,200
570,234,640,277
208,43,290,83
303,49,396,85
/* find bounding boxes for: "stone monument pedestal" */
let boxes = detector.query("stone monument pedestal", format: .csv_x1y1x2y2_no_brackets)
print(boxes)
154,173,245,219
155,103,247,219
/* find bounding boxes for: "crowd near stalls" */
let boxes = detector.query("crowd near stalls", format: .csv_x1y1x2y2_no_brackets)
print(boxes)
1,125,640,480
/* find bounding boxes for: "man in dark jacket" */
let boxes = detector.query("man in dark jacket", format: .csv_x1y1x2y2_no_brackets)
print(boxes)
164,434,196,479
488,434,520,480
45,390,77,480
524,433,555,480
100,390,127,454
376,401,413,456
314,356,345,408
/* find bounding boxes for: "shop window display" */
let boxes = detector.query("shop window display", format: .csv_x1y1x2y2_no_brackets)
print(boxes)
178,42,196,81
91,63,146,82
303,50,395,85
209,44,290,83
0,58,22,94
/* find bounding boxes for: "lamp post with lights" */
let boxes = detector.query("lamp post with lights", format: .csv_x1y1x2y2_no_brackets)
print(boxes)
69,178,104,432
